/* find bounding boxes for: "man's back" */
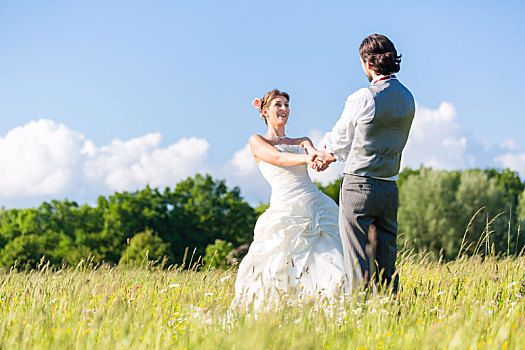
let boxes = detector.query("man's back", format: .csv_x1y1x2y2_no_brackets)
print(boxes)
347,78,415,179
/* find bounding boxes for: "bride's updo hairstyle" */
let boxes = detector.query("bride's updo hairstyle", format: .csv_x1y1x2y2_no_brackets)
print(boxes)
256,89,290,125
359,34,402,75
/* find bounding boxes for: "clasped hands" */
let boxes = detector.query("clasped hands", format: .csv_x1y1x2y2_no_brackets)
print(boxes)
308,151,336,172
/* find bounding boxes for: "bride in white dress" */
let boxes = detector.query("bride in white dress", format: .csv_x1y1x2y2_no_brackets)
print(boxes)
233,89,347,309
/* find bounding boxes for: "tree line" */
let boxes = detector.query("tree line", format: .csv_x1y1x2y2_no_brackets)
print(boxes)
318,168,525,260
0,174,257,268
0,168,524,268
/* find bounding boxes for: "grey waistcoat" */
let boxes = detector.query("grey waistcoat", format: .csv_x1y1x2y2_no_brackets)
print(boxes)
345,79,415,178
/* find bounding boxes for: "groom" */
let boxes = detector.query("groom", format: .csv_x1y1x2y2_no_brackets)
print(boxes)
319,34,415,292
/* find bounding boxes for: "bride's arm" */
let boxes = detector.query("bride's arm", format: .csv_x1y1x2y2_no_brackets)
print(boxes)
299,137,318,155
249,135,314,166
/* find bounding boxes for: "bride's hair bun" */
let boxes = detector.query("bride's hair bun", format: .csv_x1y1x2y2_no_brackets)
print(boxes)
360,34,401,75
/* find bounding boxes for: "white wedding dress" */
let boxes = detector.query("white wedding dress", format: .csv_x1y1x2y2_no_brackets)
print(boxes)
233,144,347,309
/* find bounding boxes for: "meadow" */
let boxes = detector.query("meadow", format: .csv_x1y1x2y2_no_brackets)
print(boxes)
1,252,524,350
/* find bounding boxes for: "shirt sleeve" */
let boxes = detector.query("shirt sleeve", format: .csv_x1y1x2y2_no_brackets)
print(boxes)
324,88,374,162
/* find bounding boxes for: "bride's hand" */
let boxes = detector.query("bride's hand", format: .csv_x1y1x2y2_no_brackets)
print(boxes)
308,154,328,172
316,161,329,172
314,158,329,172
310,152,333,171
307,154,321,171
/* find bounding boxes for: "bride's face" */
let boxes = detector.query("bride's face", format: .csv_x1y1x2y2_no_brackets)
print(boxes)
263,96,289,127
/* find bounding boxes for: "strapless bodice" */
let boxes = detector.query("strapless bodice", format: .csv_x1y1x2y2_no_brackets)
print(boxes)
258,144,319,204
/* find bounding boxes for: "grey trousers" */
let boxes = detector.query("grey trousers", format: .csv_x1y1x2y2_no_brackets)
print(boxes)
339,173,399,292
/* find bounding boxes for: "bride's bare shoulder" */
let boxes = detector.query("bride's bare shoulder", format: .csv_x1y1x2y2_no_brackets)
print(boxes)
249,134,268,144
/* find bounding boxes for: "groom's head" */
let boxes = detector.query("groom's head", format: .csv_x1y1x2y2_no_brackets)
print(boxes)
359,34,401,81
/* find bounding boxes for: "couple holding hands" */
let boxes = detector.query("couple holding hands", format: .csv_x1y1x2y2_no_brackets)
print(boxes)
234,34,415,309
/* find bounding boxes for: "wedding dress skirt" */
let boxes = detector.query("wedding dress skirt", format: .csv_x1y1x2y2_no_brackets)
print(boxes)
233,144,347,309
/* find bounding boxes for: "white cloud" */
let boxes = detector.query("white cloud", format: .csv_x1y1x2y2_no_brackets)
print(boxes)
223,144,270,204
500,139,520,151
400,102,525,179
494,135,525,176
0,120,86,197
401,102,477,170
227,143,257,176
494,152,525,177
0,119,210,207
84,134,210,192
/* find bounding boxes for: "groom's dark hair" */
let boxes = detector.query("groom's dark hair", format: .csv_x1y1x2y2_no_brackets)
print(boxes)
360,34,402,75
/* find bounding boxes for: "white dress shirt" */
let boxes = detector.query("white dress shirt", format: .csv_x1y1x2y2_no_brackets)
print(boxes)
324,75,398,181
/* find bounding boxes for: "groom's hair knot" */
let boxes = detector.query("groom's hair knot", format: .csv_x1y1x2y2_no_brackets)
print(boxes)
360,34,402,75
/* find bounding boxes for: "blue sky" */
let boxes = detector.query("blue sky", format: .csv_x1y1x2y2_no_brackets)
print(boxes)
1,0,524,207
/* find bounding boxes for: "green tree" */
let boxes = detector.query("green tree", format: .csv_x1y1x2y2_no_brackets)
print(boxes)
254,203,269,219
398,168,519,259
36,200,105,264
483,168,524,209
455,170,507,255
119,229,170,266
398,168,460,258
97,186,171,263
164,174,256,265
0,234,44,267
0,207,52,267
518,189,525,253
203,239,233,269
520,190,525,222
397,167,422,188
315,177,342,204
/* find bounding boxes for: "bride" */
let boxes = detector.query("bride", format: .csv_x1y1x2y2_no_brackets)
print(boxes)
233,89,347,309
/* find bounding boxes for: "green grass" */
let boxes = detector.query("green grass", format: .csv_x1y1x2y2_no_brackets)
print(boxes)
1,255,524,349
